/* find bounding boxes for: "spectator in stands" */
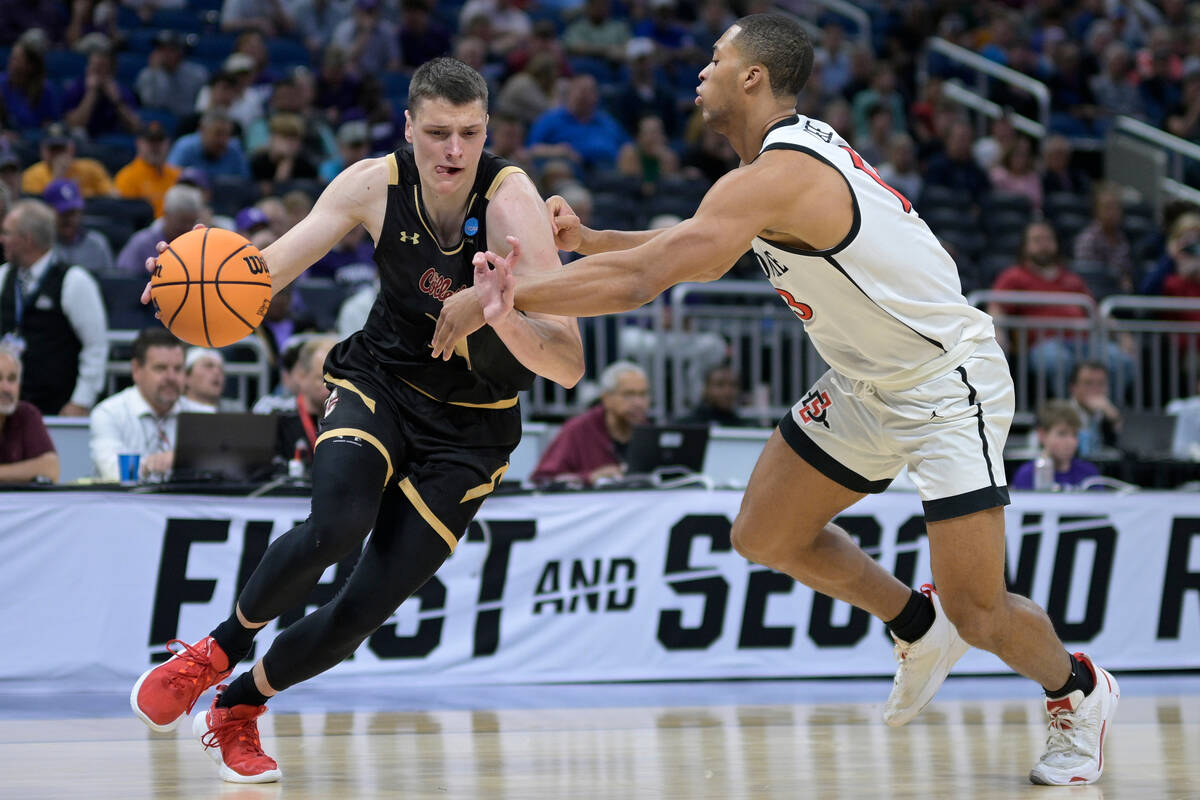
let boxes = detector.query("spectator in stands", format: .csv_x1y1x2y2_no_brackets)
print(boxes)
1140,210,1200,295
331,0,401,77
184,347,243,412
291,0,347,56
633,0,694,66
0,32,61,130
167,109,250,181
681,123,737,186
877,132,922,205
0,145,21,202
531,360,650,486
253,283,318,369
853,103,894,169
676,362,750,428
528,74,629,172
1166,64,1200,144
270,336,334,467
554,183,592,264
495,52,560,127
922,119,990,203
221,0,294,36
177,71,239,138
1047,42,1099,136
174,167,235,230
0,9,66,49
89,327,190,481
313,46,362,125
813,21,852,99
114,121,179,219
336,277,377,338
972,115,1017,172
0,342,58,483
63,44,142,139
563,0,631,66
116,184,204,275
250,113,319,193
1066,360,1122,457
135,30,209,119
1167,377,1200,461
252,338,303,411
310,223,376,280
0,199,107,417
459,0,532,58
1073,185,1135,293
485,115,533,175
988,222,1133,393
612,37,681,139
1138,31,1182,128
851,64,906,143
1010,400,1100,490
1041,135,1091,199
236,205,272,243
1091,41,1145,122
0,185,10,259
21,122,115,198
399,0,453,71
617,114,679,189
43,179,113,274
203,54,266,133
988,136,1042,213
453,36,502,99
281,189,314,231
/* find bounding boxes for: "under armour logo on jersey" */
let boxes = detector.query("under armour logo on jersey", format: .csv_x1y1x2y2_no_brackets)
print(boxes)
400,231,421,245
798,389,832,428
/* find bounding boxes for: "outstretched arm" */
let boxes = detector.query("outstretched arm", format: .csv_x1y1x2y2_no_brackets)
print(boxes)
547,195,668,255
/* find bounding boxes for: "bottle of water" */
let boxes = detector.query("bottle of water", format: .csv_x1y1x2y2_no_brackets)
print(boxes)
1033,455,1055,491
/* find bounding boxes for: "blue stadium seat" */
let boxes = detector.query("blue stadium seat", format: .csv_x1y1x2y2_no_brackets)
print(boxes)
46,49,87,80
150,7,204,33
209,175,261,217
116,52,145,85
383,72,411,100
267,37,311,69
85,197,154,231
191,34,237,65
567,56,616,85
294,279,349,331
99,274,159,330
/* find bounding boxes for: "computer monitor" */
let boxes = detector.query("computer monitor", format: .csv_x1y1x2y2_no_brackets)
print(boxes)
626,424,710,475
172,412,279,482
1117,412,1178,461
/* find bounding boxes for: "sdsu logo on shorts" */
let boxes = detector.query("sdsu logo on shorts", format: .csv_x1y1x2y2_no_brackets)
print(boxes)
798,389,831,428
324,388,339,418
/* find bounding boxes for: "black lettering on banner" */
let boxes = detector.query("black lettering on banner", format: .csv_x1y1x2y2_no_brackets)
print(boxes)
739,570,795,648
231,519,275,662
532,561,562,614
148,519,230,661
1157,517,1200,639
1005,513,1043,599
568,559,602,612
606,558,636,611
811,516,880,647
369,578,447,659
465,519,537,657
1046,516,1115,642
891,515,927,590
657,514,731,650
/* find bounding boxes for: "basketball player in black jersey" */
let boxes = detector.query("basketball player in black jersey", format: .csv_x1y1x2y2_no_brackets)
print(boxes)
131,58,583,783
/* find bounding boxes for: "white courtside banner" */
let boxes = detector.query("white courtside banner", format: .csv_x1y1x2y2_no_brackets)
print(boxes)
1,489,1198,686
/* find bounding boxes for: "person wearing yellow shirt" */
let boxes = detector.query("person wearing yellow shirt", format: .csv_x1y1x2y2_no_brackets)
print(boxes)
20,123,115,198
114,121,180,217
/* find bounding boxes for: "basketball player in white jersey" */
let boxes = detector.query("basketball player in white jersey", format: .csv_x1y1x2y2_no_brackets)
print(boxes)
434,13,1118,786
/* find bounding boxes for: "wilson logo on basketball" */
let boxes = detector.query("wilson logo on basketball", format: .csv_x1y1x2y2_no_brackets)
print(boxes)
798,389,831,428
244,254,268,275
419,268,466,302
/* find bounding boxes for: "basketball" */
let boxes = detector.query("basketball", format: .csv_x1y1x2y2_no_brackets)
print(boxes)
150,227,273,348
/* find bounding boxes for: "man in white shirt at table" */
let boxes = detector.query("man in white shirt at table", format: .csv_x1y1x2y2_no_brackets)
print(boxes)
89,327,211,481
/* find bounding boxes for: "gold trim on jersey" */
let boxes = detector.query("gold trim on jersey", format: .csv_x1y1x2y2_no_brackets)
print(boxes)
424,312,471,370
413,185,473,255
315,427,394,485
399,477,458,552
484,165,524,201
323,373,377,414
399,376,518,409
460,463,509,503
386,153,399,185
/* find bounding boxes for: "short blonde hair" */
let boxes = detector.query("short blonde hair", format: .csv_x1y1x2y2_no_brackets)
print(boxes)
1036,400,1082,432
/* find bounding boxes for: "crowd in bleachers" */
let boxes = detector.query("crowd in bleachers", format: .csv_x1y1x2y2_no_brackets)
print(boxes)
2,0,1200,483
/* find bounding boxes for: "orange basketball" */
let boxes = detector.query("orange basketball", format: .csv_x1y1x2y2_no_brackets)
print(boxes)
151,227,273,348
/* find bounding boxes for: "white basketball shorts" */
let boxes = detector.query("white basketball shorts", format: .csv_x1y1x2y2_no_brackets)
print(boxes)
778,339,1015,522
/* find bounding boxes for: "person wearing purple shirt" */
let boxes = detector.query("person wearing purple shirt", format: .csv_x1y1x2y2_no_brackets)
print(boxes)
63,47,141,139
1011,400,1100,490
0,36,62,130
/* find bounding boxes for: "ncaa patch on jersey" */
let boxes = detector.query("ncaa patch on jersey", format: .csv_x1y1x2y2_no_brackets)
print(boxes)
464,217,479,236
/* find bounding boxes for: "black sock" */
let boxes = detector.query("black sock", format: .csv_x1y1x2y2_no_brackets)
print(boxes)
211,614,259,667
886,589,936,643
216,671,271,709
1046,653,1095,699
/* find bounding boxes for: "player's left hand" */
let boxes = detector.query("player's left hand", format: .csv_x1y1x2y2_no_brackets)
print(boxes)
432,286,484,360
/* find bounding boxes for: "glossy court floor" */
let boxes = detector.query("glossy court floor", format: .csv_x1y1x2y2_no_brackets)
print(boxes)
1,674,1198,799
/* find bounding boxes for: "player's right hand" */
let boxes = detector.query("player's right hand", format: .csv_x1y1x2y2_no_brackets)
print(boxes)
545,195,582,252
141,224,207,312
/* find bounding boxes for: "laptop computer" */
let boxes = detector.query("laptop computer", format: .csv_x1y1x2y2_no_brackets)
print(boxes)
626,424,710,476
1117,412,1178,461
172,412,279,482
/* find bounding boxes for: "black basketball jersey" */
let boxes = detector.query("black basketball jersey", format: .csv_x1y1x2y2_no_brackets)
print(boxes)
339,147,536,407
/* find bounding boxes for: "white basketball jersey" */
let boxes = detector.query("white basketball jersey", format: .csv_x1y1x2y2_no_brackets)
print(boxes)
750,115,995,390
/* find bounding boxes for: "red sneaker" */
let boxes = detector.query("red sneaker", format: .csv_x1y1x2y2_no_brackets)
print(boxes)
130,637,231,732
193,689,282,783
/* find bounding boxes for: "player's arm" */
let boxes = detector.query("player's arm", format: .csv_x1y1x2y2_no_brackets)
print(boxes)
480,173,585,389
547,194,666,255
260,157,390,295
